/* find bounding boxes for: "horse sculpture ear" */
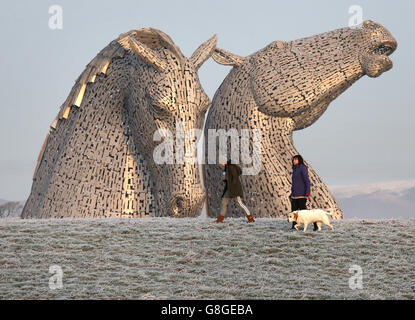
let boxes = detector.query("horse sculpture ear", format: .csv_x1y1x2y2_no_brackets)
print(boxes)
118,32,167,72
212,47,245,67
189,34,218,70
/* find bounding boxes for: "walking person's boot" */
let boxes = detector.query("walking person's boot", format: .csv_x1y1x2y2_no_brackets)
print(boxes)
313,222,318,231
215,214,225,223
246,214,255,223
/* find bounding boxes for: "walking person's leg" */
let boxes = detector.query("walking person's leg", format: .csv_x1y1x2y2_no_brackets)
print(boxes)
216,197,231,223
297,198,307,210
290,198,299,229
235,196,255,222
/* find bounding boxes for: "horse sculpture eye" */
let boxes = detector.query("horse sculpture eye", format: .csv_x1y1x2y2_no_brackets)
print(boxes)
373,45,392,56
151,104,170,120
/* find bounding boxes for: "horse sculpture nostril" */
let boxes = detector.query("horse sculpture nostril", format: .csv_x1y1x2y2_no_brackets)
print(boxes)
169,192,205,217
175,197,184,209
169,196,184,217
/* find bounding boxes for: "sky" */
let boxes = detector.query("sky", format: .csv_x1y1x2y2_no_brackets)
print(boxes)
0,0,414,201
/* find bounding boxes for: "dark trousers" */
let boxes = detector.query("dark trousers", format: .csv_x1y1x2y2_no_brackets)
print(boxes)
290,198,317,230
291,198,307,211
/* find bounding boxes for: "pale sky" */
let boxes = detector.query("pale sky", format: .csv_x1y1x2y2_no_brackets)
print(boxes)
0,0,414,201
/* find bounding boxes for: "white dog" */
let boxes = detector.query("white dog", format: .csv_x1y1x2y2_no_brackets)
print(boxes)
288,209,334,232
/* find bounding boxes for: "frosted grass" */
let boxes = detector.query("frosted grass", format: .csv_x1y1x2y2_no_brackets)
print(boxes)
0,218,414,299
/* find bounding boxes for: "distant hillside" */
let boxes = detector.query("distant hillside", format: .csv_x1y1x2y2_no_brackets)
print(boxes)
2,180,415,219
0,200,24,218
330,180,415,219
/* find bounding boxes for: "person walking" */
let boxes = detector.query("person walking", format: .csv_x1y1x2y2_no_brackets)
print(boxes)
216,160,255,223
289,154,317,231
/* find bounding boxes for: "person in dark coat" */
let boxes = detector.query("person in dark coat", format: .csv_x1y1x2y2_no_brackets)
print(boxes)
216,160,255,223
289,154,317,231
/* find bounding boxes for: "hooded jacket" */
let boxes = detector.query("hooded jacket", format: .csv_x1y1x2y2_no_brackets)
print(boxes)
290,163,310,198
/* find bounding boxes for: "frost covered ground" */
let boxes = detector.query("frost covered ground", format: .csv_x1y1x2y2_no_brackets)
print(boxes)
0,217,414,300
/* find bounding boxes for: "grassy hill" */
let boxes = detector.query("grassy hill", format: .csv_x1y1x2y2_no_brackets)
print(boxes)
0,217,414,299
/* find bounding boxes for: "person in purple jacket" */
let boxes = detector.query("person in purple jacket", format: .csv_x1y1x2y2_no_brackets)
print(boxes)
289,154,317,231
